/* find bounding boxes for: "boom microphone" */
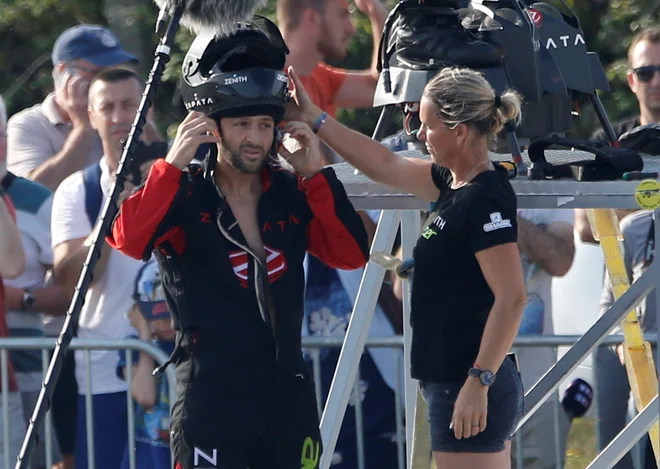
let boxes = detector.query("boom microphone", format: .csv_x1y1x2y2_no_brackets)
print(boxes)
15,2,269,469
153,0,267,36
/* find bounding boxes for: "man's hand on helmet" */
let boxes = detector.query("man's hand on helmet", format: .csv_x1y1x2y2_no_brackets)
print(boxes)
279,121,324,179
166,112,223,171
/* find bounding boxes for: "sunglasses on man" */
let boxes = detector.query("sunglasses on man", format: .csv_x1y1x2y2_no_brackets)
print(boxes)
632,65,660,83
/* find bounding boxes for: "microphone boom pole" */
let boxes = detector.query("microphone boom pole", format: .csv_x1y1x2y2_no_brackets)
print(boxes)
15,6,184,469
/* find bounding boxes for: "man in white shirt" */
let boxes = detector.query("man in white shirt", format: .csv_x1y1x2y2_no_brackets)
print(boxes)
51,67,154,469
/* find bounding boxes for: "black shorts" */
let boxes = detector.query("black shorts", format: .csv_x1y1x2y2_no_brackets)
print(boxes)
420,355,524,453
170,358,323,469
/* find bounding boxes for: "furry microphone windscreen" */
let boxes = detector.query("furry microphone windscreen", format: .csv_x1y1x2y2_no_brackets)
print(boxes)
154,0,267,36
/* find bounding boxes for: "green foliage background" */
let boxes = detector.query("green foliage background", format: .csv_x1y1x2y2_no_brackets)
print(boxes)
0,0,658,139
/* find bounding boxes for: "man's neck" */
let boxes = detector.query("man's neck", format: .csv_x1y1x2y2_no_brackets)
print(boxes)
52,93,71,123
639,107,660,126
282,29,323,76
214,159,262,199
103,151,122,177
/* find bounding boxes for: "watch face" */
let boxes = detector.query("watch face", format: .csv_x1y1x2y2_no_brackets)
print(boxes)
23,291,36,308
480,370,496,386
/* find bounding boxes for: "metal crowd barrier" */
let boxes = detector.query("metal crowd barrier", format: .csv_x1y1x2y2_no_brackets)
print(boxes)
0,338,176,469
302,333,659,469
0,334,656,469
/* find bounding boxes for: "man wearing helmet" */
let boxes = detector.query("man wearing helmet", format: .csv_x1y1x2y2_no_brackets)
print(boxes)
106,17,369,469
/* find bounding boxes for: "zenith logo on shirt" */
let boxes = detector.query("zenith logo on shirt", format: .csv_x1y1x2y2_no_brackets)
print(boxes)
421,214,446,239
432,215,446,230
483,212,512,232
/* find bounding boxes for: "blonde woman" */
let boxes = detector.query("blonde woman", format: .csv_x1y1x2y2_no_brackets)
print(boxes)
284,66,528,469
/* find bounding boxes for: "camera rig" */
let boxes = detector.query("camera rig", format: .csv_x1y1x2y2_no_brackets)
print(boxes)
371,0,642,180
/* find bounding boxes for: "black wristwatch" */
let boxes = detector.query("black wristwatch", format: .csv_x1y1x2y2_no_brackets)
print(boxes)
468,366,496,386
20,289,36,312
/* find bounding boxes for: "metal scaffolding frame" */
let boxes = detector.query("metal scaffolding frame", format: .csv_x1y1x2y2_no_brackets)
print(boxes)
319,149,660,469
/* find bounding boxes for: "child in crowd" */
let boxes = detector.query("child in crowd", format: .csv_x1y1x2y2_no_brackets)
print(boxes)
117,260,175,469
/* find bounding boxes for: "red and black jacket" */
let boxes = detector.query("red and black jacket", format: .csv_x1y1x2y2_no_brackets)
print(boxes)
107,159,369,377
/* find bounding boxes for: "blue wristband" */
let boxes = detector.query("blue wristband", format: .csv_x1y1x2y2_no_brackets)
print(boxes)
312,112,328,134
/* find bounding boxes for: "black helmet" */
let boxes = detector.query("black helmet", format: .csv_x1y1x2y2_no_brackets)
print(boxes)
180,16,290,123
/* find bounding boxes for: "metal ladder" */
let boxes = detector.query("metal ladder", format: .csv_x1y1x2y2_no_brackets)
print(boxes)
588,208,659,465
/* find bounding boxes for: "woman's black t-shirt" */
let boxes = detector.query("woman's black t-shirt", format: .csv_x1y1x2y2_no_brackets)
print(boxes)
410,163,518,383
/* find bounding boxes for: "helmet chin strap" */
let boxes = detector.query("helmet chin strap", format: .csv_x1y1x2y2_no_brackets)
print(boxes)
203,128,220,180
270,128,282,158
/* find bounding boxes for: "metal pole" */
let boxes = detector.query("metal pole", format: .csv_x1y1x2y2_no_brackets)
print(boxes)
587,396,659,469
354,105,397,176
400,209,420,469
588,93,618,144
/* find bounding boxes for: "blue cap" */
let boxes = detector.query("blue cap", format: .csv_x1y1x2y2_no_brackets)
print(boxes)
132,261,169,322
52,25,138,67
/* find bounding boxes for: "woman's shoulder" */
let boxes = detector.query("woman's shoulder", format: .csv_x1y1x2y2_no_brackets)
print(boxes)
471,169,517,207
431,164,453,190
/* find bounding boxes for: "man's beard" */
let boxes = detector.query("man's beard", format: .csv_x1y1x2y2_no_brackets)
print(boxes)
317,24,347,62
221,141,268,174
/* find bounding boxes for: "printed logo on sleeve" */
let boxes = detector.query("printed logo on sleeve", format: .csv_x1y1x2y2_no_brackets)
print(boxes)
483,212,512,232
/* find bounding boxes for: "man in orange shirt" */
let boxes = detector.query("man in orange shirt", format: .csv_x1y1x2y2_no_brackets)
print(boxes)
277,0,388,118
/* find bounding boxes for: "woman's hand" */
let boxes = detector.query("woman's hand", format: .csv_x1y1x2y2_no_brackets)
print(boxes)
451,378,488,439
279,121,324,179
285,66,324,126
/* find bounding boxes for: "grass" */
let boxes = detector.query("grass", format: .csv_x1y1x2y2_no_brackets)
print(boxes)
565,417,597,469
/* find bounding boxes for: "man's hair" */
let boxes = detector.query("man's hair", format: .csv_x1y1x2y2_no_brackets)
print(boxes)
89,67,144,91
276,0,327,31
0,95,6,131
628,27,660,63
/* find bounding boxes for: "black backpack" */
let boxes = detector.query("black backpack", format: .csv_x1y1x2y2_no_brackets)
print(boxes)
378,0,502,93
619,124,660,156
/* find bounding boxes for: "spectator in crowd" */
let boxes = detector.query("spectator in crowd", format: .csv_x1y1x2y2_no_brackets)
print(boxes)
0,114,26,280
597,209,657,469
0,94,70,469
511,209,575,469
51,67,157,469
593,26,660,142
277,0,389,169
277,0,388,118
117,260,174,469
7,24,161,192
576,26,660,243
0,187,27,468
6,25,136,191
